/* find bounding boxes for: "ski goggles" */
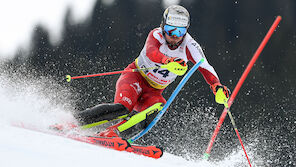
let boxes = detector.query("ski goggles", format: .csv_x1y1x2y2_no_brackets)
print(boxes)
164,25,187,37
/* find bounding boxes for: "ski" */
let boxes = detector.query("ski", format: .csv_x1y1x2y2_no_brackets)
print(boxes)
82,136,163,158
11,122,163,159
127,144,163,158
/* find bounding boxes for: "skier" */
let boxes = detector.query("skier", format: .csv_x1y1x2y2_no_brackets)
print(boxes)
73,5,230,138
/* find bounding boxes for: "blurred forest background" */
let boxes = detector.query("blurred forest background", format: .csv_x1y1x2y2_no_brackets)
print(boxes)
1,0,295,166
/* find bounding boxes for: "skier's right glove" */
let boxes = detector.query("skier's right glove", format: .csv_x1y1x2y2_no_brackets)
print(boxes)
161,57,188,76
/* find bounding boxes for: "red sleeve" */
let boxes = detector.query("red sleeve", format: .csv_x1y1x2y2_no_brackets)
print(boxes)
145,30,167,63
186,47,220,85
198,67,220,85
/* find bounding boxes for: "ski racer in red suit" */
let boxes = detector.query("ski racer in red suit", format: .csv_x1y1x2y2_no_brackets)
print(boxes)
74,5,230,138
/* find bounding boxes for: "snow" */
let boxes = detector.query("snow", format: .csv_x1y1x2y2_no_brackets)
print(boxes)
0,124,210,167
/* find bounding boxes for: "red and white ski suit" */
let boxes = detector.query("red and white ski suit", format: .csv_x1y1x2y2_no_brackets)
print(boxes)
114,28,220,112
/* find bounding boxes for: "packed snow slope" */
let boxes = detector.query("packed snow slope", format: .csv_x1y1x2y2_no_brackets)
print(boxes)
0,124,249,167
0,125,203,167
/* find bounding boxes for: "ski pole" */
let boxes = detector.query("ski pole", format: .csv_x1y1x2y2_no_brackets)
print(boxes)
65,66,160,82
215,89,252,166
128,58,204,143
203,16,282,162
65,62,188,82
225,106,252,166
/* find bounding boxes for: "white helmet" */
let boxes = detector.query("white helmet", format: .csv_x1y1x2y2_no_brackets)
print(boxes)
161,5,190,29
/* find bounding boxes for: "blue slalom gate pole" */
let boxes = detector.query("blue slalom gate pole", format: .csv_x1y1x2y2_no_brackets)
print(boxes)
128,58,204,143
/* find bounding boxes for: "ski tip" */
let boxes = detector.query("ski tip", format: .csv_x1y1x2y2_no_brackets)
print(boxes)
152,146,164,159
157,146,164,158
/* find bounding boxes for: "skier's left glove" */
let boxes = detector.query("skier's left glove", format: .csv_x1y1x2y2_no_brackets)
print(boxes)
210,83,231,99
